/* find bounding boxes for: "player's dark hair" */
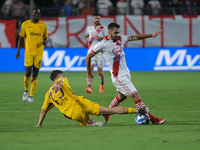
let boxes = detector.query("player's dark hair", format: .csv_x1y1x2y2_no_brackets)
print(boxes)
50,70,64,81
108,22,120,30
93,12,100,17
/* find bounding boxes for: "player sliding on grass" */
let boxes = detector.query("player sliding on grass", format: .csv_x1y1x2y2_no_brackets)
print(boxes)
35,70,147,126
86,22,166,124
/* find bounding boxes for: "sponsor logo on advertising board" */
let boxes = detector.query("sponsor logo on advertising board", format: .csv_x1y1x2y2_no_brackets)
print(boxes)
154,49,200,70
40,50,109,71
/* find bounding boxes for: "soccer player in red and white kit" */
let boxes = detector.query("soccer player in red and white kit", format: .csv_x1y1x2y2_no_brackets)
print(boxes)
85,13,108,94
86,22,166,124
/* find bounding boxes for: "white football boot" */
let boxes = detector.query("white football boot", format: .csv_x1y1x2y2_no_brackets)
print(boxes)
87,119,104,126
28,97,35,102
22,91,28,102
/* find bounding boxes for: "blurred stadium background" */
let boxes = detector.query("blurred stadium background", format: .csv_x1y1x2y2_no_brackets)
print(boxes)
1,1,200,149
0,0,199,72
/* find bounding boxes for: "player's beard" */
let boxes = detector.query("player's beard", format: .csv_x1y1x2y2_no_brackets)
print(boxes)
111,34,118,42
94,21,99,25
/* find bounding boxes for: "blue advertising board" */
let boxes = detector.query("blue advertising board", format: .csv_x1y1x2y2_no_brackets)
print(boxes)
0,47,199,72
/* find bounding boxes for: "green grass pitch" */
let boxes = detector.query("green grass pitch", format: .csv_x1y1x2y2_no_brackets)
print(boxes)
0,71,200,150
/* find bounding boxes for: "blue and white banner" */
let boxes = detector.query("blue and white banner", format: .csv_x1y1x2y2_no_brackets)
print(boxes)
0,47,199,72
41,48,89,72
154,48,200,70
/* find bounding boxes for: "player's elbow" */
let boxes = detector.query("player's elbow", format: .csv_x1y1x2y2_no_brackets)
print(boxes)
19,36,24,41
130,36,138,41
86,54,90,60
86,53,94,59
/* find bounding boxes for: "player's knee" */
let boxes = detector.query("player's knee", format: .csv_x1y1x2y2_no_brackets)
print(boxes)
25,68,31,77
98,71,104,76
97,67,103,74
131,92,140,99
118,94,127,101
122,96,127,100
32,72,39,77
98,72,103,76
25,72,31,77
32,67,39,77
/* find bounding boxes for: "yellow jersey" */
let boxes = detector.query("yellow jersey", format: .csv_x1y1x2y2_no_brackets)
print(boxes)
42,77,85,119
20,19,48,56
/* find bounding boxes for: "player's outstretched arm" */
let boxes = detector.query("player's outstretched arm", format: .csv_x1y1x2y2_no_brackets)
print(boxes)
152,30,162,38
85,34,89,45
130,30,162,41
16,36,24,59
86,52,95,79
34,109,47,127
94,35,104,40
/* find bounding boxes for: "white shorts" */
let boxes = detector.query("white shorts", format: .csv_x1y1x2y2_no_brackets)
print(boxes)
111,73,137,97
91,53,104,68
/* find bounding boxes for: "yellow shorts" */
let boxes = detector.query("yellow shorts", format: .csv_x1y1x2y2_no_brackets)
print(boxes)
24,55,43,69
71,98,100,126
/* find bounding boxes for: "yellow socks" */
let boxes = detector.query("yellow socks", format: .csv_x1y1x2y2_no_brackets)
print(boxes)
29,77,38,97
24,76,30,91
125,107,137,114
24,76,38,97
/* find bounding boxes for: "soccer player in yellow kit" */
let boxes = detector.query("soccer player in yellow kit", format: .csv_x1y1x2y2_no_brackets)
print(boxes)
16,8,48,102
35,70,147,126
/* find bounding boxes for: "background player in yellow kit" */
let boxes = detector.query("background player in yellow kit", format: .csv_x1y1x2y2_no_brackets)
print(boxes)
35,70,148,126
16,8,48,102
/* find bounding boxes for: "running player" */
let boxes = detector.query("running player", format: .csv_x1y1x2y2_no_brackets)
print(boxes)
16,8,48,102
35,70,146,126
85,13,108,94
86,22,166,124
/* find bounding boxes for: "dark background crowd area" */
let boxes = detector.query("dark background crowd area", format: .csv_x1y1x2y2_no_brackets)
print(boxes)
1,0,199,47
1,0,200,20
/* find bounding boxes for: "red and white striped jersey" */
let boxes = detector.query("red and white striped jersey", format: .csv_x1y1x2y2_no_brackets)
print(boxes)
91,35,131,77
86,24,108,52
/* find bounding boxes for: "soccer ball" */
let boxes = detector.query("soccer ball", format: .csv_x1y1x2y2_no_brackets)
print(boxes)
135,113,150,125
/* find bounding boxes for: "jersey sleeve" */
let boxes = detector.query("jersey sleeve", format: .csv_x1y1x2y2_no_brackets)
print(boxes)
90,41,104,55
121,35,131,44
42,93,55,111
43,23,48,39
19,22,26,38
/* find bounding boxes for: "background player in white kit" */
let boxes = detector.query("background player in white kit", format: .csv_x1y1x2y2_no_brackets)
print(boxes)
86,22,166,125
85,13,108,94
